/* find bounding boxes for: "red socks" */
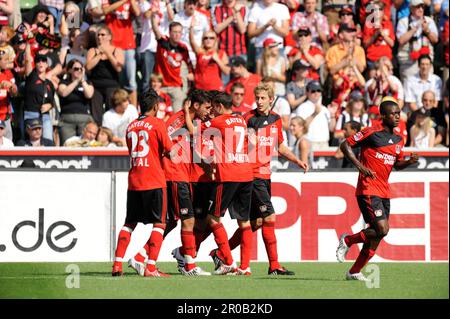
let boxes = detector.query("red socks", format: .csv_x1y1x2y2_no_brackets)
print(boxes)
349,248,376,274
181,230,197,271
239,226,252,270
114,224,135,262
344,231,369,247
262,221,281,271
146,225,166,272
211,223,233,265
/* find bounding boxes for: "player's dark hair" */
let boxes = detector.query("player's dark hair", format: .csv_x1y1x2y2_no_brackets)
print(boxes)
346,120,362,132
207,90,222,99
212,92,233,110
230,82,245,92
139,88,160,115
169,21,183,31
379,99,398,115
189,89,211,106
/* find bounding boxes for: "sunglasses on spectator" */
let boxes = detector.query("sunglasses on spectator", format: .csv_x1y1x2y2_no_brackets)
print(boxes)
308,89,322,93
203,36,216,40
298,32,310,37
233,92,244,96
73,67,83,71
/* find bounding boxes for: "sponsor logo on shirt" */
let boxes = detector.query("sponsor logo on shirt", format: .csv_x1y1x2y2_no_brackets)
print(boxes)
375,152,396,165
374,209,383,217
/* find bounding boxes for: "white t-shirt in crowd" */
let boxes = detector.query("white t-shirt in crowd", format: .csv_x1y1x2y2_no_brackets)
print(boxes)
248,2,290,48
293,100,331,143
139,1,171,53
102,104,139,139
404,73,442,109
0,137,14,148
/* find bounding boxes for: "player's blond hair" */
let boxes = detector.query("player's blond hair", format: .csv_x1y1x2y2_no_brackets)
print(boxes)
254,83,274,99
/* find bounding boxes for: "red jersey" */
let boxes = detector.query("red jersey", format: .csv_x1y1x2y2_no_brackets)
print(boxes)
212,4,247,57
156,91,173,121
347,126,405,198
225,73,262,107
103,0,136,49
0,69,14,121
201,113,253,182
194,50,225,91
126,115,173,191
190,119,215,183
244,110,284,180
154,36,192,87
163,111,192,182
363,19,395,62
287,46,323,81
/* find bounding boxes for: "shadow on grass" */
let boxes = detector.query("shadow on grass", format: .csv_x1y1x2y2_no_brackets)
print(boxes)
258,277,344,282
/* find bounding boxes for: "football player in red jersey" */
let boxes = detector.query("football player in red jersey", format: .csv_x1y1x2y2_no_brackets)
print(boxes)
336,97,418,281
112,88,173,278
211,83,309,275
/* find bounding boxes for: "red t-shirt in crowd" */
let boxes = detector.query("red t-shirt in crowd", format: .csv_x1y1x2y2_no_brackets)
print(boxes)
126,115,173,191
154,36,192,88
156,91,173,120
359,0,392,25
347,125,405,198
225,73,262,107
244,110,284,180
0,69,14,121
288,46,324,81
444,19,449,66
201,113,253,182
194,50,225,91
102,0,136,50
363,19,395,62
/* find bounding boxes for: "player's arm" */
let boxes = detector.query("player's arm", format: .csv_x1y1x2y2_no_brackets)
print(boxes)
394,152,419,171
278,143,309,173
340,139,376,179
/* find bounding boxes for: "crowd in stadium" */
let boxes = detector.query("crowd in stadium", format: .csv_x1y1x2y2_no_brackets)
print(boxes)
0,0,448,152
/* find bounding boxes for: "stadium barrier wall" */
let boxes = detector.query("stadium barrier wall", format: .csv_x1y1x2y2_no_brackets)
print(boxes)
0,171,448,262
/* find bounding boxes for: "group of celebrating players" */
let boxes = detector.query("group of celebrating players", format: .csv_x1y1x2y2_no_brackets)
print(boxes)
111,82,418,281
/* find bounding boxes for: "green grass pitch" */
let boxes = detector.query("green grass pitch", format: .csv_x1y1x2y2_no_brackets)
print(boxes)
0,262,447,299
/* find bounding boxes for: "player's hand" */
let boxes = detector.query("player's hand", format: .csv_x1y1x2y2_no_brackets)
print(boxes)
297,160,309,173
358,165,377,179
183,99,191,114
409,152,419,164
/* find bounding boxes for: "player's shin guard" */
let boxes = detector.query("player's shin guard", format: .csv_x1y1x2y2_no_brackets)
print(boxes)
262,221,281,271
349,248,376,274
344,231,369,247
211,223,233,265
114,224,136,262
239,226,252,270
146,225,166,272
181,230,197,271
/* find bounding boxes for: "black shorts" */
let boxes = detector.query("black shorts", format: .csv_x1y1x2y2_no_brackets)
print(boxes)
192,182,214,219
126,188,167,225
167,181,194,221
209,181,253,221
357,195,390,226
250,178,275,220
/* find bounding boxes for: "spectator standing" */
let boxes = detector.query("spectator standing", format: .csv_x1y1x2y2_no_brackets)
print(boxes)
225,56,261,107
293,81,337,150
102,0,140,107
0,119,13,147
247,0,290,61
102,88,139,146
39,0,64,32
256,38,286,97
291,0,330,49
85,25,124,125
0,50,17,140
404,54,442,111
286,60,311,112
57,59,95,145
190,26,230,91
396,0,438,82
328,5,361,45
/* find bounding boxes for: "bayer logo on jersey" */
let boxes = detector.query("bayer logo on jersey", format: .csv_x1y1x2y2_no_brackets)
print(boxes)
354,132,364,141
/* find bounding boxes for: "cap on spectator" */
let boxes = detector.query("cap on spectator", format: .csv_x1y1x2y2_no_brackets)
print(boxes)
306,80,322,92
410,0,425,6
297,27,311,37
338,23,357,33
229,56,247,67
25,118,43,129
263,38,281,48
339,5,354,16
34,54,49,64
349,90,364,101
292,59,309,71
0,120,6,129
414,107,431,117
